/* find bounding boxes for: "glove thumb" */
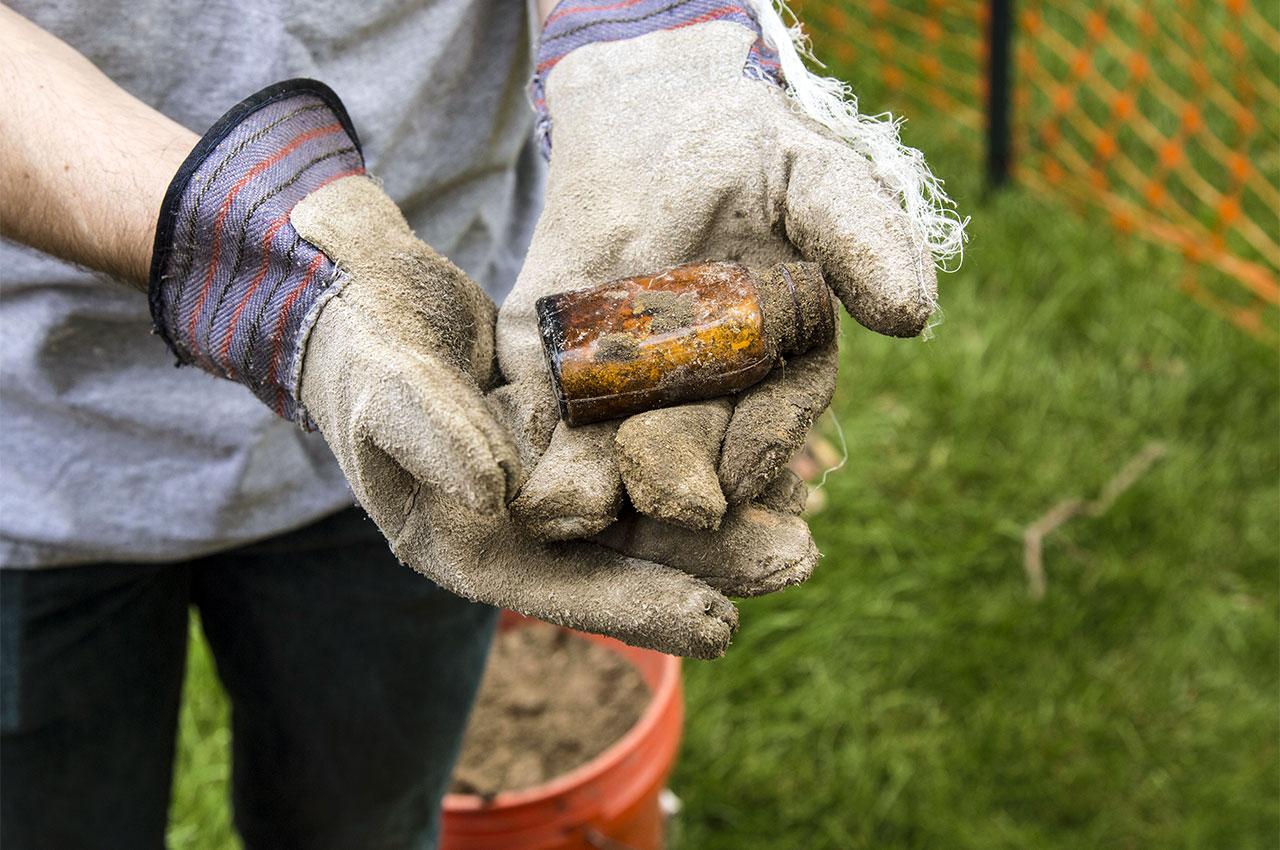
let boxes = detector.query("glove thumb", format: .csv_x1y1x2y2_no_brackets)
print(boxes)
784,140,938,337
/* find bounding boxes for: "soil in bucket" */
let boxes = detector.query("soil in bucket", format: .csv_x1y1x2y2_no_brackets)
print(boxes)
450,621,650,798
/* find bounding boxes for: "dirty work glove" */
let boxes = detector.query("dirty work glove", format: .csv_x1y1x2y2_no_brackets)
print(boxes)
149,80,754,658
495,1,959,552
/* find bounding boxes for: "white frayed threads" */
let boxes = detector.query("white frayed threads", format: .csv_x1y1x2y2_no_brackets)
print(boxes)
746,0,969,272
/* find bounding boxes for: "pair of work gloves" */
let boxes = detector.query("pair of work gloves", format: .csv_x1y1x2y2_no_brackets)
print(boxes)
150,2,940,658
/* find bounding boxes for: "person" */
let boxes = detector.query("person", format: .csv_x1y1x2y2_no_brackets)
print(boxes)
0,0,959,846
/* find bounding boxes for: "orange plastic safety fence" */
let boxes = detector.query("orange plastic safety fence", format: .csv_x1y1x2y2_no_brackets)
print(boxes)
795,0,988,146
792,0,1280,343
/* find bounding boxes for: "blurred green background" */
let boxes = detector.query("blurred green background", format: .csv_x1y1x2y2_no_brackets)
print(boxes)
167,5,1279,849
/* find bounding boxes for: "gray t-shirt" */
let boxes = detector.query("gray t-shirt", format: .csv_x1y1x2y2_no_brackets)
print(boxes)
0,0,544,567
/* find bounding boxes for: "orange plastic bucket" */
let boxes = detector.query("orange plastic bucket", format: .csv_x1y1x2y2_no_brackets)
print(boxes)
440,613,683,850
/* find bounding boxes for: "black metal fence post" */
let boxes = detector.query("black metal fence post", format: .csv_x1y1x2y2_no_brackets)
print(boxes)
986,0,1014,189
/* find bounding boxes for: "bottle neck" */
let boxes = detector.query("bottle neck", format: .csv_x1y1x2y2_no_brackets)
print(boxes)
755,262,836,357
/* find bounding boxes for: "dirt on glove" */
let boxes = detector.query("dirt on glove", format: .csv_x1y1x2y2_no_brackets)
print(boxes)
449,621,650,798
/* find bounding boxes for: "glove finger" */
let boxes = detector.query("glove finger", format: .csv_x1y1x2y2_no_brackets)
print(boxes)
359,353,520,516
615,399,732,531
718,342,838,505
396,507,738,660
305,305,519,518
754,468,808,516
486,380,561,481
783,139,938,337
509,420,625,541
594,502,819,598
510,547,739,660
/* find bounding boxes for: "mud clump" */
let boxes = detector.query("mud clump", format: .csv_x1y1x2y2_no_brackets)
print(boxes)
594,332,641,362
635,290,695,334
449,622,650,798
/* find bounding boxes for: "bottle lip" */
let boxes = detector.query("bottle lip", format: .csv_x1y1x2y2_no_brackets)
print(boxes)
776,262,835,353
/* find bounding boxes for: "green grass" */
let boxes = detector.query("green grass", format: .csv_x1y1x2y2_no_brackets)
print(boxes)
167,90,1278,850
169,617,236,850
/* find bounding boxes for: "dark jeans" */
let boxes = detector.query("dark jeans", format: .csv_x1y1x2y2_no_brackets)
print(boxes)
0,507,497,850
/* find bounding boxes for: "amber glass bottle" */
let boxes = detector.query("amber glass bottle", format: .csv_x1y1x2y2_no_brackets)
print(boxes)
536,261,835,426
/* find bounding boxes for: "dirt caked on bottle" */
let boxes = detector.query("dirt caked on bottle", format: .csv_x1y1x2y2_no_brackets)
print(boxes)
536,261,835,426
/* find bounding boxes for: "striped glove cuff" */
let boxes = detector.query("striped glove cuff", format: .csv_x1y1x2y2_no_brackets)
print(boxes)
531,0,784,157
149,79,365,424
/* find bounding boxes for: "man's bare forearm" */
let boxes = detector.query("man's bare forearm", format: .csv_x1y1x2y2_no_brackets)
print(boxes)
0,6,198,289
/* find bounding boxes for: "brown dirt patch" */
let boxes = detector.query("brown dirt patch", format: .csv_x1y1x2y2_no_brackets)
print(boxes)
635,290,695,333
594,332,642,362
449,622,650,798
